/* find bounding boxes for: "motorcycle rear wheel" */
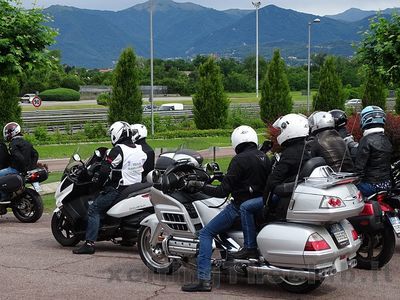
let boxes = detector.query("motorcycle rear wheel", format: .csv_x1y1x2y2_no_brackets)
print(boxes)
138,226,181,274
12,188,43,223
277,277,324,293
356,225,395,270
51,212,80,247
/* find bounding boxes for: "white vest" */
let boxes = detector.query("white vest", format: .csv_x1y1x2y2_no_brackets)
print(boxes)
113,144,147,186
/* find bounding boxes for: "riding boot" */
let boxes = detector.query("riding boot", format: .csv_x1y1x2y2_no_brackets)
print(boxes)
231,248,259,259
73,241,95,254
181,279,212,292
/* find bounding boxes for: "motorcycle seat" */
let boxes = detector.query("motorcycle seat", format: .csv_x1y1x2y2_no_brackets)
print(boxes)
113,182,152,204
0,174,24,193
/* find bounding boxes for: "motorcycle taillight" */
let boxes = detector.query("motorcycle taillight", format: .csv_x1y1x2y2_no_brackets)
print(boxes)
351,229,359,241
28,172,39,182
304,233,331,251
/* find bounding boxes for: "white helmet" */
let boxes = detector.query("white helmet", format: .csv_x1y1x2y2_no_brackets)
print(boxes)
131,123,148,141
273,114,309,145
3,122,21,142
231,125,258,150
308,111,335,134
109,121,132,146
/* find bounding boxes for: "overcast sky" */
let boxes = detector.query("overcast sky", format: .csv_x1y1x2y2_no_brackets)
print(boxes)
21,0,400,15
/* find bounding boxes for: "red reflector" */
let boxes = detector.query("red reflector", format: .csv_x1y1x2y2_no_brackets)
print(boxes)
360,220,369,226
142,194,150,198
351,229,358,241
340,255,346,260
359,203,374,216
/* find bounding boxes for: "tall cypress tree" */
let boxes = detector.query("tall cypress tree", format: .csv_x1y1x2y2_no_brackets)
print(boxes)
362,71,387,109
259,50,292,123
0,77,21,126
313,56,345,111
108,47,142,125
193,57,229,129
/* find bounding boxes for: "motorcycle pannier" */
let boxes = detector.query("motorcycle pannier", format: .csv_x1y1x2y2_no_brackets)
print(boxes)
0,174,23,193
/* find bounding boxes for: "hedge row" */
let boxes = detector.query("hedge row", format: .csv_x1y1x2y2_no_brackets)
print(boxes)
39,88,80,101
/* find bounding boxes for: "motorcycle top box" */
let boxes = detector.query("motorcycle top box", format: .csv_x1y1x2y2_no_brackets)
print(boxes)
286,166,364,224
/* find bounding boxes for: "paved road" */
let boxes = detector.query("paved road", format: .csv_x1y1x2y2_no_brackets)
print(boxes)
1,214,399,299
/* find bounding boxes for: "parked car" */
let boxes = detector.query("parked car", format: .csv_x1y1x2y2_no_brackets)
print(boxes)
158,103,184,111
20,94,36,103
345,99,362,108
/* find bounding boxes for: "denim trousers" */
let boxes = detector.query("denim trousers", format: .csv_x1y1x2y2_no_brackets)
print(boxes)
85,187,120,242
357,180,391,198
240,196,264,249
0,167,18,177
197,203,240,281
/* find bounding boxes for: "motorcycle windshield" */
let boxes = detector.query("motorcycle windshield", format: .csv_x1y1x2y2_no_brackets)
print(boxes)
63,148,83,176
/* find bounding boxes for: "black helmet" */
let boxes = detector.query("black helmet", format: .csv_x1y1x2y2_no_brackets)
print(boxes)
329,109,347,130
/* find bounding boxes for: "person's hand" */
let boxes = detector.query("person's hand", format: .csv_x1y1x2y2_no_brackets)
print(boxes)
186,180,204,192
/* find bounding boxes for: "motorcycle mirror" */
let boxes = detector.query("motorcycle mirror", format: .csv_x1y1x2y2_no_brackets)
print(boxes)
73,154,82,162
94,150,101,157
205,162,220,175
259,140,273,153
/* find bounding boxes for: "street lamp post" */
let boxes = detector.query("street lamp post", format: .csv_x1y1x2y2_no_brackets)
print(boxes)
150,0,155,135
307,18,320,113
252,1,261,98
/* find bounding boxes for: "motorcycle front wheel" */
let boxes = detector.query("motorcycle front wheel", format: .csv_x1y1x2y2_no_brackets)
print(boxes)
356,224,395,270
12,188,43,223
51,212,80,247
138,226,181,274
277,277,324,293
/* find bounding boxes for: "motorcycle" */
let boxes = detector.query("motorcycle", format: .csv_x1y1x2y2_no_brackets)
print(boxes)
348,159,400,269
51,149,154,247
137,156,364,293
0,166,48,223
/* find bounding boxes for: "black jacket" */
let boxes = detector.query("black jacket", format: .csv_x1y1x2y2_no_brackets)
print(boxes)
136,138,155,181
308,129,354,172
264,138,311,199
203,143,271,205
0,142,10,169
355,131,392,183
9,137,38,173
337,127,358,162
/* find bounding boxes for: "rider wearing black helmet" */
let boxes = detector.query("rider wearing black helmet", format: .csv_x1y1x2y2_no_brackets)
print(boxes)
329,109,358,161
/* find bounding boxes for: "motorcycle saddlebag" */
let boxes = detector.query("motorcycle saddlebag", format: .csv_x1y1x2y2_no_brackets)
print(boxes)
26,168,48,183
0,174,23,193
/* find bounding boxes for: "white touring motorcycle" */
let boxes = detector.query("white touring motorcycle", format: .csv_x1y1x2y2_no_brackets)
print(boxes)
138,157,365,293
51,149,153,247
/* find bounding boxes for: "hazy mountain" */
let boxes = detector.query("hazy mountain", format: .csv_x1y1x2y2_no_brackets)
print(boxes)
327,7,400,22
44,0,391,68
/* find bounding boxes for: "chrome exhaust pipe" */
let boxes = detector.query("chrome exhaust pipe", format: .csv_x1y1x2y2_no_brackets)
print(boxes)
0,201,11,205
247,265,334,280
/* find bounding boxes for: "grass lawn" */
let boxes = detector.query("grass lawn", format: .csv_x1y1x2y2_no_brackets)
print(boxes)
46,171,63,183
42,193,56,213
37,136,236,159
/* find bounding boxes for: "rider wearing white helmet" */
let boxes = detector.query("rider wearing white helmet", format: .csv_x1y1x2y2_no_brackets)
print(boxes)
307,111,354,172
73,121,147,255
263,114,311,219
182,125,271,292
0,122,38,177
131,124,154,181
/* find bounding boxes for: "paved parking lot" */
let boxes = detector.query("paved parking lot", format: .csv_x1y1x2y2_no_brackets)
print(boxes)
1,214,399,299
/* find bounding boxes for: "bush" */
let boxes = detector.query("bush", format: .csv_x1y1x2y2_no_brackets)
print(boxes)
228,109,265,129
84,122,107,139
395,89,400,114
61,74,81,91
361,71,387,109
33,126,48,142
39,88,80,101
97,93,111,106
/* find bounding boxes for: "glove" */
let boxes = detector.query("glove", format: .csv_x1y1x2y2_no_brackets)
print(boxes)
186,180,204,192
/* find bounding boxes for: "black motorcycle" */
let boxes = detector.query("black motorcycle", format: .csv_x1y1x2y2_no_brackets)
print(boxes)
0,167,48,223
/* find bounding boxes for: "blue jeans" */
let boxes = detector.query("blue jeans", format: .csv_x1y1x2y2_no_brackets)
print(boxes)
358,180,391,197
0,167,18,177
197,203,240,281
85,187,120,242
240,196,264,249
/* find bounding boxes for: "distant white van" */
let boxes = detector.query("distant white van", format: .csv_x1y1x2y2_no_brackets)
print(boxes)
158,103,184,111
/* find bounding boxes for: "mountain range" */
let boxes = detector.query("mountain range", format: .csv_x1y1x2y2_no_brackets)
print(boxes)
43,0,399,68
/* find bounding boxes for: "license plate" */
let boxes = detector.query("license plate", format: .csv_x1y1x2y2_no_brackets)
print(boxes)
329,223,349,248
389,217,400,235
32,182,42,192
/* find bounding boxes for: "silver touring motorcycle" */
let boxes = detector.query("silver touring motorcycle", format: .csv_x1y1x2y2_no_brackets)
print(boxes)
138,156,364,293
